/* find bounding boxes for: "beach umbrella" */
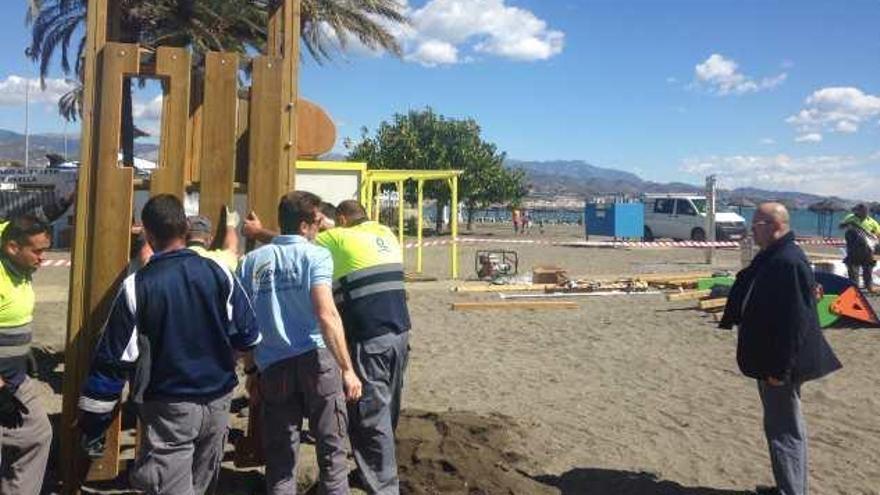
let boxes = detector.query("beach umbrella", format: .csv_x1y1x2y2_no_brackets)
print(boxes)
726,196,755,215
808,199,848,237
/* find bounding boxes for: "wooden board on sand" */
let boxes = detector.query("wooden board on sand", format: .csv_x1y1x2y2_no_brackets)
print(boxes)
451,301,578,311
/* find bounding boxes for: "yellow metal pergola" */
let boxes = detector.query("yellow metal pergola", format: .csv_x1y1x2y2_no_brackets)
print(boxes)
364,169,462,279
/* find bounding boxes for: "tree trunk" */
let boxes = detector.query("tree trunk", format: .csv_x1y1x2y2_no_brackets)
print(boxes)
121,78,134,167
435,198,445,234
466,202,476,231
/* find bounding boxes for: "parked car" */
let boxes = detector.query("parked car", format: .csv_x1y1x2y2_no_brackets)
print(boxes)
643,194,747,241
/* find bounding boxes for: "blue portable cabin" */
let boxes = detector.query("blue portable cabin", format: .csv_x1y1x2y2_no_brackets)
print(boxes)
584,199,644,240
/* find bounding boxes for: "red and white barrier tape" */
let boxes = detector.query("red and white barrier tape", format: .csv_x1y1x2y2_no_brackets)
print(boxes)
403,237,846,249
40,259,72,267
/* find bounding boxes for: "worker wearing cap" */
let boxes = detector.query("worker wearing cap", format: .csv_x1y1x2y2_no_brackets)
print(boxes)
242,200,411,494
186,215,240,271
839,203,880,293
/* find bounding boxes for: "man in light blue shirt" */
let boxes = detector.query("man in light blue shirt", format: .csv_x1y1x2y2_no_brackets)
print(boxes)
238,191,362,495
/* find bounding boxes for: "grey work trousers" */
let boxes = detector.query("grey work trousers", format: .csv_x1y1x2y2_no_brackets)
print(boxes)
349,332,409,495
758,380,808,495
0,378,52,495
129,393,233,495
260,348,350,495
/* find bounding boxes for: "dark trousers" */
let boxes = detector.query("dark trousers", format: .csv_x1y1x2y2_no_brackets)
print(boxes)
349,332,409,495
260,348,350,495
847,263,874,290
758,380,808,495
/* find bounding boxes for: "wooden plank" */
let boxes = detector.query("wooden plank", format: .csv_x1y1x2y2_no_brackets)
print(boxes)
451,301,578,311
452,284,555,293
150,47,191,198
698,297,728,310
63,0,109,490
633,272,716,282
247,56,284,231
186,75,203,183
280,0,300,190
666,289,712,302
199,52,238,230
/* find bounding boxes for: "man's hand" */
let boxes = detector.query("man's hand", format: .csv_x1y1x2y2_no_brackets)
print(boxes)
766,376,785,386
242,211,263,241
342,369,363,402
0,385,28,428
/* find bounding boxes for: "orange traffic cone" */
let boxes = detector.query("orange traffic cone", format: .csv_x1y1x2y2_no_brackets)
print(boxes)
830,287,880,326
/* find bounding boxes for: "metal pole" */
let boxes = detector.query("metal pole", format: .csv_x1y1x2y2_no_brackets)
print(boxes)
417,180,424,273
24,80,30,169
705,175,716,264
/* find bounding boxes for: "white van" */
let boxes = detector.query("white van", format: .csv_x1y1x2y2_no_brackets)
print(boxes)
643,194,747,241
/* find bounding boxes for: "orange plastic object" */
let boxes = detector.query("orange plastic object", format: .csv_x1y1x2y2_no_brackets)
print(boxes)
830,287,880,326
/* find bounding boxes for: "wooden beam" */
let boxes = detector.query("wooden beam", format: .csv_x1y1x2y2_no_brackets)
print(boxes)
452,284,556,293
150,47,191,198
666,289,712,302
451,301,578,311
280,0,300,190
199,52,239,229
698,298,728,311
247,56,284,231
63,0,109,489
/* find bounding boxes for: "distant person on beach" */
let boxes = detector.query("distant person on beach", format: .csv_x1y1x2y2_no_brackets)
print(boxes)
512,208,522,234
838,203,880,293
720,202,841,495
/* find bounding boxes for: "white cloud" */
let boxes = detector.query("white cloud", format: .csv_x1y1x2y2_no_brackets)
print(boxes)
760,138,776,145
0,75,76,106
406,39,459,66
794,133,822,143
680,152,880,200
402,0,563,66
786,87,880,136
133,95,163,120
693,54,787,95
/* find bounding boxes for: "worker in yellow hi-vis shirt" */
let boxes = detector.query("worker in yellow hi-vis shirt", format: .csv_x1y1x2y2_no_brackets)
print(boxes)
0,216,54,494
243,198,411,494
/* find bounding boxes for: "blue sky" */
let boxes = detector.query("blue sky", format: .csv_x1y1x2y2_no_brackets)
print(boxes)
1,0,879,199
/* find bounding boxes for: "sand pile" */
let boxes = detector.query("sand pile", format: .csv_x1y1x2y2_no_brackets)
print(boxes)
396,410,555,495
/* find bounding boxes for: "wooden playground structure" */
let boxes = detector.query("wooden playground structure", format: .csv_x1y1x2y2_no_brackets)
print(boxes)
60,0,461,491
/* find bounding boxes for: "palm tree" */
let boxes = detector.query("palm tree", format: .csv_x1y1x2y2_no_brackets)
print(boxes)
28,0,407,120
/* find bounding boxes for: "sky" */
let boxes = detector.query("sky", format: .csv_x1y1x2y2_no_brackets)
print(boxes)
0,0,879,199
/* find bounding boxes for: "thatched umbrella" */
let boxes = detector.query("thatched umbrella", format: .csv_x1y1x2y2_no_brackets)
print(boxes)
808,199,849,237
726,196,756,215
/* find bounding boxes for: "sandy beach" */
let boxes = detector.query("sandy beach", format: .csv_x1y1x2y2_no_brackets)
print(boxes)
27,224,880,494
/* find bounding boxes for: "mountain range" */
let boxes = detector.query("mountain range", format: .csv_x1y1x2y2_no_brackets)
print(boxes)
0,130,853,208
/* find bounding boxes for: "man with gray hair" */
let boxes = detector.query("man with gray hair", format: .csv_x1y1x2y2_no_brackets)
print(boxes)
720,202,842,495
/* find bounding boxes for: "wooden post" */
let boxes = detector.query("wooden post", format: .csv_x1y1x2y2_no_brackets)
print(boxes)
705,174,717,265
450,176,459,279
280,0,301,191
63,42,140,491
62,0,108,491
247,57,284,231
150,47,191,198
199,52,239,229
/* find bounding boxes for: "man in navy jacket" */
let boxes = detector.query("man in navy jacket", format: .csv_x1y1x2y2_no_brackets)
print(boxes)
77,194,260,495
721,202,841,495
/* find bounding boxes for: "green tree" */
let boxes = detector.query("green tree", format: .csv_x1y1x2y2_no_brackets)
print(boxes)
346,107,527,231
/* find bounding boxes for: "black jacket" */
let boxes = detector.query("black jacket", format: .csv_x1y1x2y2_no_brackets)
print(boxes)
720,232,842,382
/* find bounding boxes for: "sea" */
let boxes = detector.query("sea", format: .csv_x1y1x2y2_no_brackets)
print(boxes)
457,205,858,238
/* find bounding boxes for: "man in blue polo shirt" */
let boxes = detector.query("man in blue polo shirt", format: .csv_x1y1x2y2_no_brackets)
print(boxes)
238,191,361,495
77,194,260,495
